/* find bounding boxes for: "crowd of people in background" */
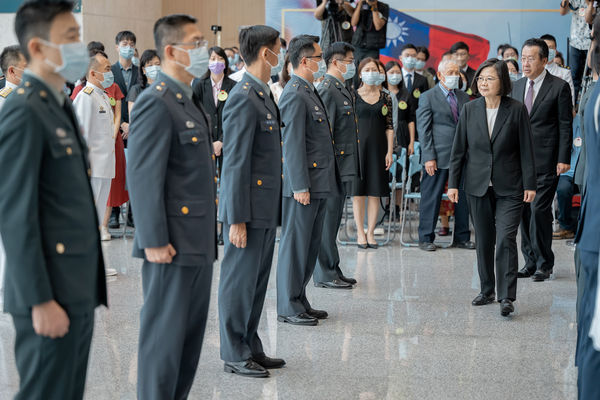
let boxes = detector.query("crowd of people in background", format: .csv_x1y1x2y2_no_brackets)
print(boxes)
0,0,600,399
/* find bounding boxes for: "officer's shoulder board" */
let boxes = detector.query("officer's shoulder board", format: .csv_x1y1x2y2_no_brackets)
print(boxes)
240,81,253,95
82,86,94,95
151,81,168,97
0,87,12,98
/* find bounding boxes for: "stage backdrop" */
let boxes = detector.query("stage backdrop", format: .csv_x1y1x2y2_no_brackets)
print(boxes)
266,0,571,70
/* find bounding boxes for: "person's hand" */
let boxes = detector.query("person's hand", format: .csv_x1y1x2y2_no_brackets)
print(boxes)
408,141,415,156
385,152,393,170
32,300,70,339
144,244,177,264
213,141,223,157
229,223,247,248
557,163,570,175
524,190,536,203
425,160,437,176
447,188,459,203
294,191,310,206
121,122,129,134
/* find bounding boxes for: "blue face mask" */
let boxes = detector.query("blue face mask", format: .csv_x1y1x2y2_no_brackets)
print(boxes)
361,71,379,86
340,62,356,81
119,45,135,60
374,73,386,86
403,56,417,70
267,48,285,76
145,65,161,81
387,73,402,86
132,56,140,67
175,45,210,78
42,40,89,83
415,60,426,70
509,72,520,82
95,70,114,88
310,58,327,80
548,48,557,63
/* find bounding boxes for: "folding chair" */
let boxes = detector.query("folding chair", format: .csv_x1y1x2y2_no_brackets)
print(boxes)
379,148,407,245
399,144,423,247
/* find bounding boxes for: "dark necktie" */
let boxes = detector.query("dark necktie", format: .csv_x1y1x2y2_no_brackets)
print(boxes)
525,80,534,114
406,74,413,92
448,90,459,123
268,91,281,124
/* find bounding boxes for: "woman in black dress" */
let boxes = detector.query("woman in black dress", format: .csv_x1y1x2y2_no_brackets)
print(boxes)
352,57,394,248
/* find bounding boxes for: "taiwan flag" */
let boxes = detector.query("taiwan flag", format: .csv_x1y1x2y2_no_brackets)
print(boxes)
380,9,490,71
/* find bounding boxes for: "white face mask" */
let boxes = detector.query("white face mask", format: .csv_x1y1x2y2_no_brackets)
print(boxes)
443,75,460,90
174,45,209,78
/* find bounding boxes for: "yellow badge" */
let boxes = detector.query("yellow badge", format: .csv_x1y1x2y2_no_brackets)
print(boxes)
382,104,388,116
398,101,408,110
413,89,421,99
466,88,473,96
109,97,116,106
217,90,228,101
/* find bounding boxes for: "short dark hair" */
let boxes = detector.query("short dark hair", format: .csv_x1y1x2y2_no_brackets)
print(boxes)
450,41,470,54
540,34,557,46
0,45,23,76
497,43,510,53
505,58,519,72
416,46,430,60
115,30,136,45
522,38,549,60
324,41,354,66
87,41,104,52
14,0,74,61
471,58,512,97
384,60,401,72
400,43,417,53
200,46,230,80
280,37,287,48
288,34,319,69
153,14,197,57
88,50,108,72
357,57,383,87
502,45,518,58
139,49,160,88
238,25,280,66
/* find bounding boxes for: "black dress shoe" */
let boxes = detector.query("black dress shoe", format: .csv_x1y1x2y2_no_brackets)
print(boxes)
306,308,328,319
108,209,120,229
314,279,353,289
472,293,495,306
418,242,436,251
224,360,269,377
339,274,357,285
500,299,514,316
532,270,551,282
453,240,476,249
517,267,535,278
252,353,286,369
277,313,318,326
357,243,368,249
367,241,378,249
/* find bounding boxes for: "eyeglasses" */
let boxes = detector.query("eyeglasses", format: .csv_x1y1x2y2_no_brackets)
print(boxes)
521,56,538,63
171,40,208,49
476,76,498,83
306,55,323,61
335,57,355,64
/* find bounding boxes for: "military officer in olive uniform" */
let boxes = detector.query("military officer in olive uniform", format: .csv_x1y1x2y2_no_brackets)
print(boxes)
218,25,286,378
276,35,342,326
126,15,217,400
314,41,361,289
0,2,107,399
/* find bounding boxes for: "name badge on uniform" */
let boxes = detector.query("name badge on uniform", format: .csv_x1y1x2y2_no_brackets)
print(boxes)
56,128,67,138
217,90,228,102
398,101,408,110
342,21,351,30
412,89,421,99
574,137,583,147
186,121,195,128
267,113,272,120
99,105,106,114
382,104,389,116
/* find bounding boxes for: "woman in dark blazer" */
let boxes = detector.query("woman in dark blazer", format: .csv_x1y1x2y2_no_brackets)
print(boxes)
448,59,537,317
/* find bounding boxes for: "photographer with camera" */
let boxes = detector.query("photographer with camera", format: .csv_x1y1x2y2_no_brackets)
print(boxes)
314,0,355,51
351,0,388,62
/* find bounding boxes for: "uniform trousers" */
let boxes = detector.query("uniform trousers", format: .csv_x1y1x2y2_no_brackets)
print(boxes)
218,225,276,362
0,234,5,292
90,177,112,223
12,310,95,400
277,197,327,316
137,261,213,400
467,187,523,301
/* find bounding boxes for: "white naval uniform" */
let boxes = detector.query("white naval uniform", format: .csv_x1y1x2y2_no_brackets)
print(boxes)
546,61,575,105
0,80,18,295
73,82,116,223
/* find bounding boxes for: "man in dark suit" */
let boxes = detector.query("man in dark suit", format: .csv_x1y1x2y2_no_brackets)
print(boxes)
127,15,216,400
511,38,573,282
450,41,476,87
276,34,342,326
108,29,138,228
416,58,473,251
0,2,107,398
574,62,600,400
218,25,286,378
313,41,360,289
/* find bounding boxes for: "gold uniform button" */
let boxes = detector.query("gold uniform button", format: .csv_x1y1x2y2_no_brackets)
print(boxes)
341,151,345,155
257,180,263,186
66,147,73,155
269,126,273,131
39,90,47,98
214,177,218,183
176,93,183,100
281,157,284,163
212,154,216,161
280,141,283,146
313,162,317,167
215,198,219,205
156,85,163,91
161,82,166,86
181,206,189,215
281,174,284,179
191,136,198,143
56,243,65,254
17,88,25,95
87,168,92,177
357,139,360,143
24,81,31,87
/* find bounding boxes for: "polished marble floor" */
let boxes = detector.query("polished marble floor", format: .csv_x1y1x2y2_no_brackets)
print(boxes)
0,231,578,399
